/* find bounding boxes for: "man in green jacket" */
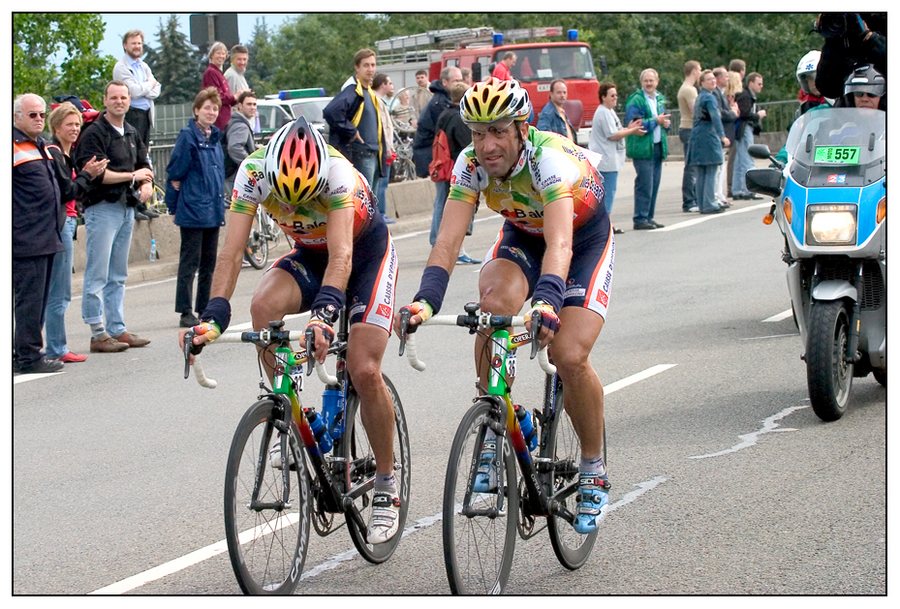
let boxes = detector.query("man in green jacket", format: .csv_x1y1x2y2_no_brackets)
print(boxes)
624,68,672,230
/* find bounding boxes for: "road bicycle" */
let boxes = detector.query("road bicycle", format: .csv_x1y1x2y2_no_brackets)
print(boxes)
245,205,289,270
399,302,603,594
183,310,410,594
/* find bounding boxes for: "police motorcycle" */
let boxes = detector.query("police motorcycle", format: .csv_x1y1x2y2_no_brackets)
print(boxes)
746,105,885,421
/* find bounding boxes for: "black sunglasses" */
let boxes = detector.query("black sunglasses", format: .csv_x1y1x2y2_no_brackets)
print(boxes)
853,92,879,98
27,111,47,119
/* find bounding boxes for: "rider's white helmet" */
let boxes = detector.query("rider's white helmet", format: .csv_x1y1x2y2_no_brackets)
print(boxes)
796,50,821,95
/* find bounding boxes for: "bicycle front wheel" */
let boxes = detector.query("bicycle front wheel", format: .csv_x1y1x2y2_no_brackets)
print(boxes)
443,400,517,595
244,212,269,270
343,375,411,563
224,399,311,594
546,383,599,570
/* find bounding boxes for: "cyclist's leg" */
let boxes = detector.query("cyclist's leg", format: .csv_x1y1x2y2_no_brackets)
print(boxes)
346,323,394,479
345,223,402,543
249,265,305,379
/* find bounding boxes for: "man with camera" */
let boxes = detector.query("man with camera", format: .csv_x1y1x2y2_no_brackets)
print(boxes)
815,13,886,106
73,80,154,353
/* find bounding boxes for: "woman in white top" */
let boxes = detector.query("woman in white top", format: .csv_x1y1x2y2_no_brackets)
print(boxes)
588,82,644,232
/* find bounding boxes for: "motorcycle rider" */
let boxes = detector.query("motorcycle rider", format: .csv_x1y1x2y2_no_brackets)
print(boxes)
843,64,885,110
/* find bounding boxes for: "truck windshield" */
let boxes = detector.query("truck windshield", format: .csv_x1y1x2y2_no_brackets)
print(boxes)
504,46,596,82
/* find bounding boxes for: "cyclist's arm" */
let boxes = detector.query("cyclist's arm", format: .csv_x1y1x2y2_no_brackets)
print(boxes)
321,205,354,292
540,196,574,280
208,208,255,301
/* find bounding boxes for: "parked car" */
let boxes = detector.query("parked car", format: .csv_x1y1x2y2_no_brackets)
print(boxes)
256,89,332,137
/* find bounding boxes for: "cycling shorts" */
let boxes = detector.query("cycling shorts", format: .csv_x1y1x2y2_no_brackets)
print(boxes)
272,220,398,333
481,212,615,320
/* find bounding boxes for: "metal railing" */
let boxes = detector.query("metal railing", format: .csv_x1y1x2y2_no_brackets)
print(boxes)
664,99,800,134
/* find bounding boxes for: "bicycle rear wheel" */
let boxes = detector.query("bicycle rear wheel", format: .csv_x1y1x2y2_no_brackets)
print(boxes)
245,212,269,270
546,382,600,570
443,400,517,594
224,399,311,594
343,376,411,563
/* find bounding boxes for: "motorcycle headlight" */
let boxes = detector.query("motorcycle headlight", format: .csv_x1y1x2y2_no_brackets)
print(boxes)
806,204,857,245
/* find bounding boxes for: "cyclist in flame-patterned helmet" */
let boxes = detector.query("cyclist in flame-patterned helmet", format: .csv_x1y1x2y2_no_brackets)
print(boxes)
264,117,330,204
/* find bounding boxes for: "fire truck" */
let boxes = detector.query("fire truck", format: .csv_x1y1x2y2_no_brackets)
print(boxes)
376,26,600,144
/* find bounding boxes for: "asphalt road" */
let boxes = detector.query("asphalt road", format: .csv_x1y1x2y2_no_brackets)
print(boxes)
11,161,887,596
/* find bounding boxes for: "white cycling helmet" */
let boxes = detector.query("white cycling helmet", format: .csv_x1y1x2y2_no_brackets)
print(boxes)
796,50,821,94
264,117,330,204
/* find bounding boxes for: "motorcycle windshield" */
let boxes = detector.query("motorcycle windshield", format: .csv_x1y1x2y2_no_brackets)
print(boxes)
785,108,885,167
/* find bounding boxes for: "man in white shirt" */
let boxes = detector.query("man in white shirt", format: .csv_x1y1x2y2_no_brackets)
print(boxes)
112,29,160,149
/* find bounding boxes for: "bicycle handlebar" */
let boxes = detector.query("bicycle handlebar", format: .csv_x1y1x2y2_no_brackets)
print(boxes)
184,328,339,389
401,313,557,376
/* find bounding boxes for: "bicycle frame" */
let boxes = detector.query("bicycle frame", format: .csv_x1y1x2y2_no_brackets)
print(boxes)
186,314,373,534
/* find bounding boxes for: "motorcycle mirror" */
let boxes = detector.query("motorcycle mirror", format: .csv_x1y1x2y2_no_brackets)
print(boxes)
748,143,772,160
746,168,782,199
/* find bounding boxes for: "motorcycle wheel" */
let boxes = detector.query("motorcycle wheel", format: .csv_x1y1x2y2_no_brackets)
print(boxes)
806,300,853,422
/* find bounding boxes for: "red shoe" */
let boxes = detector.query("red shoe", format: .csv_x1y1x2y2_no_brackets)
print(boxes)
59,351,88,363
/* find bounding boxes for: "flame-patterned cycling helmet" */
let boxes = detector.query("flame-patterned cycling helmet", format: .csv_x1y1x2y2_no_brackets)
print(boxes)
264,117,330,204
460,78,531,124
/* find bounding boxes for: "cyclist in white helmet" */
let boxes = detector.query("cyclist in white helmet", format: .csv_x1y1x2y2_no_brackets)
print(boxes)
397,78,616,534
179,117,403,544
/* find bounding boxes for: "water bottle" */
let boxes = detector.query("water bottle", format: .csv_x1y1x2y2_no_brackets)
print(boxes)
514,404,538,452
149,238,157,262
321,386,343,440
305,410,333,453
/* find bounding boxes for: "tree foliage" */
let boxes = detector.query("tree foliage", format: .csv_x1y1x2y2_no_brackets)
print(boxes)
13,13,114,106
146,15,205,104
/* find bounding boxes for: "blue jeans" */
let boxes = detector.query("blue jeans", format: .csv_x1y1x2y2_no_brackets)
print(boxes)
599,171,619,215
81,202,135,336
632,142,663,225
732,125,755,196
350,146,378,190
694,164,720,213
375,165,391,215
429,180,450,246
44,216,77,358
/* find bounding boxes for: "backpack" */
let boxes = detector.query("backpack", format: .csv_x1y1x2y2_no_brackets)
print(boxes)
428,128,453,183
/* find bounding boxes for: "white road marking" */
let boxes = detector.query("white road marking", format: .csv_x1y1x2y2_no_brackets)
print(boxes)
88,363,673,594
688,404,809,460
13,371,66,385
653,202,771,232
763,308,793,323
740,333,798,341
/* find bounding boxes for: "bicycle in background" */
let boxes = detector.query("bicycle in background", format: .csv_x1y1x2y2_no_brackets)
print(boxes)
184,311,410,594
244,205,290,269
400,302,603,594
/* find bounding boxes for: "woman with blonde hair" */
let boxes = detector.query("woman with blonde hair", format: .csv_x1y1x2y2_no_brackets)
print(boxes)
201,41,239,131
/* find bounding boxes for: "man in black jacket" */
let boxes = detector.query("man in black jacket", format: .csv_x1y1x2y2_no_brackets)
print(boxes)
13,93,66,373
412,66,463,178
224,90,258,195
73,80,154,353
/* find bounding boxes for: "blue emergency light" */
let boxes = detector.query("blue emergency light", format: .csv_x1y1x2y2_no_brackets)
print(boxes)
567,29,578,41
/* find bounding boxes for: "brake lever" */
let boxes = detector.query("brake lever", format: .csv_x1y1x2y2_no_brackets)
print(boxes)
304,327,316,377
182,330,194,379
398,308,411,356
530,309,542,360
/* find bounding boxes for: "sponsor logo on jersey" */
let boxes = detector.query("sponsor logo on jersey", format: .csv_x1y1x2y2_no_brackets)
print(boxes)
376,304,391,318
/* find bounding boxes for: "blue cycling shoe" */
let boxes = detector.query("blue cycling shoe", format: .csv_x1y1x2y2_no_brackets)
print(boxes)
573,472,610,534
472,438,497,492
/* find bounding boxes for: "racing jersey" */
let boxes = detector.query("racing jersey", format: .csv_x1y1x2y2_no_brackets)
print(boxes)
230,145,377,249
447,126,605,236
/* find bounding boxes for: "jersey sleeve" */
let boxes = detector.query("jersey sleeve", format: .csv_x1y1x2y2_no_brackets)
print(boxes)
321,153,362,212
229,149,267,216
446,146,482,206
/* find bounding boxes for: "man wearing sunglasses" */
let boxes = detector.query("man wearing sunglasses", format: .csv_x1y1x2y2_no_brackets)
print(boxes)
844,63,885,110
398,78,615,535
13,94,65,374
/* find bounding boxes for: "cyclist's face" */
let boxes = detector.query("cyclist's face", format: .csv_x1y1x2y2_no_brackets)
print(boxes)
471,120,524,178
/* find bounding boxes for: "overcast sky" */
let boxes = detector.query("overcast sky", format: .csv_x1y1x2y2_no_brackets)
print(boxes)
99,13,295,58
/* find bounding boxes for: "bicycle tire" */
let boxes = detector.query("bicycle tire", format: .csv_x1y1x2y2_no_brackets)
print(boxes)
343,375,411,563
443,400,517,595
245,212,269,270
546,382,599,570
224,399,311,594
